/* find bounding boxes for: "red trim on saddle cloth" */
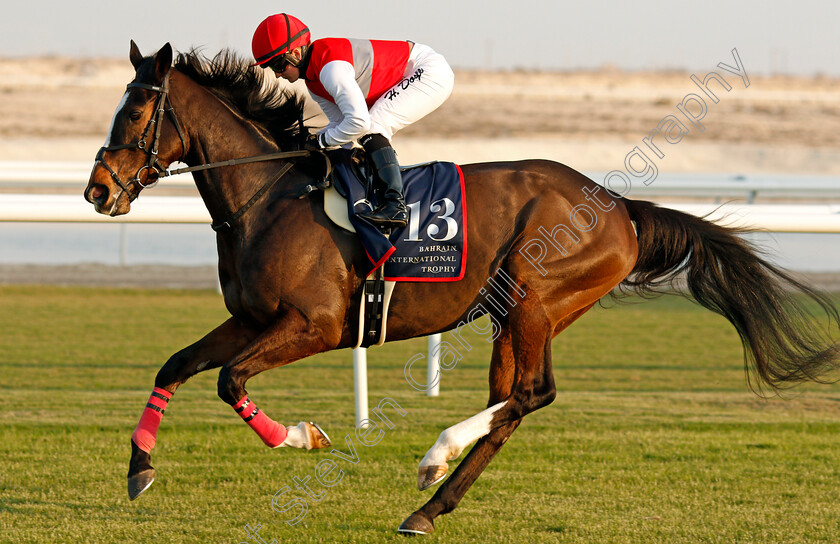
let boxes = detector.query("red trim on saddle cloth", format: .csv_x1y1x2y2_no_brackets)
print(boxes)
131,387,172,453
233,396,288,448
365,245,397,278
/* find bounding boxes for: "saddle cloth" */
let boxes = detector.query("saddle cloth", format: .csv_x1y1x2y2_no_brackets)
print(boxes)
328,150,467,282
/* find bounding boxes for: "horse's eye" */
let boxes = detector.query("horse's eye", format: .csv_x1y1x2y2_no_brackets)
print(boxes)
129,111,143,121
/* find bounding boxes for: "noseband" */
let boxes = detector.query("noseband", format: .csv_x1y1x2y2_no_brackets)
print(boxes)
94,72,188,214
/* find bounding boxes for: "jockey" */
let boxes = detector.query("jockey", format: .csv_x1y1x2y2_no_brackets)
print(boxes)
252,13,455,228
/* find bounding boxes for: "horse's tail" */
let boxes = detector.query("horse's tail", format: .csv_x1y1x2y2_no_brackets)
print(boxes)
621,198,840,393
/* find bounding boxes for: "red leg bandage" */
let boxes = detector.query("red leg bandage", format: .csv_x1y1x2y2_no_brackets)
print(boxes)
131,387,172,453
233,396,287,448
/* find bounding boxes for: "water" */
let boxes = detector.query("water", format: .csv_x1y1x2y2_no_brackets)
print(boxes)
0,223,217,266
741,232,840,272
0,223,838,272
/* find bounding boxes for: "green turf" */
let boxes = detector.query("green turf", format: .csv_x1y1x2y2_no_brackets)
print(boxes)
2,285,840,543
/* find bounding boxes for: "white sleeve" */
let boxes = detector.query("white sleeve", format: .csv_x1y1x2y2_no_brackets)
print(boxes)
310,93,343,131
316,60,371,146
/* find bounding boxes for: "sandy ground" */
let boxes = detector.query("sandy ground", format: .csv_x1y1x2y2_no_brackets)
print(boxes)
0,57,838,288
1,57,839,173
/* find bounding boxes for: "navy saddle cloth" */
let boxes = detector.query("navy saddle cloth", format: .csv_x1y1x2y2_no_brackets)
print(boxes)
329,149,467,282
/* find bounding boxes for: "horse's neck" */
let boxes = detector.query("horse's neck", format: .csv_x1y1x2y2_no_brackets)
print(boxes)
173,74,285,227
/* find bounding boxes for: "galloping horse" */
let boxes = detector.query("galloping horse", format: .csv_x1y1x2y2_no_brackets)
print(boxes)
84,43,840,535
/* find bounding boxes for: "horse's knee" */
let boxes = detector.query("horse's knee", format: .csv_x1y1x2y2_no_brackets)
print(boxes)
217,366,243,406
154,352,188,390
154,346,218,390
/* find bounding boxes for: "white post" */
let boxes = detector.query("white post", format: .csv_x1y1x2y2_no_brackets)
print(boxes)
119,223,128,266
352,347,369,428
427,333,442,397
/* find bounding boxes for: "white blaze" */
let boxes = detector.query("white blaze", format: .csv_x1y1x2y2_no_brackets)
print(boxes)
104,91,130,147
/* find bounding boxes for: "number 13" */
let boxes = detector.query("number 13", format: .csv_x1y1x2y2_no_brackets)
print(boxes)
403,198,458,242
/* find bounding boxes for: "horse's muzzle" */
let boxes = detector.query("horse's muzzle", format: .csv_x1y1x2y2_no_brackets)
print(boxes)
85,180,131,216
85,183,107,208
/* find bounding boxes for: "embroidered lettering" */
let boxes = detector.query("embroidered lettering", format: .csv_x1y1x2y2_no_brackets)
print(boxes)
384,68,425,101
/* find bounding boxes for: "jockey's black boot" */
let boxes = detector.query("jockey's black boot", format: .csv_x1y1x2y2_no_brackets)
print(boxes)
357,134,408,229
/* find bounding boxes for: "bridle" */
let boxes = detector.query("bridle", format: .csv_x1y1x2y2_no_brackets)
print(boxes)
93,70,330,227
94,72,188,215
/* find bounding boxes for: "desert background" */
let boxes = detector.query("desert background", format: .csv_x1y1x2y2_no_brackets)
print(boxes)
2,57,839,173
0,56,838,288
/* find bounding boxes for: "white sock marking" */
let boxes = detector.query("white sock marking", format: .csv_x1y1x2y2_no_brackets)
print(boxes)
420,401,507,468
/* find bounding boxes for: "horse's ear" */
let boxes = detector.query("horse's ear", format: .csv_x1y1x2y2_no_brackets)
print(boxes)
153,43,173,83
129,40,144,70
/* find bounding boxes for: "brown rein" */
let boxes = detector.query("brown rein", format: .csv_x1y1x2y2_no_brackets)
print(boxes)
170,150,331,232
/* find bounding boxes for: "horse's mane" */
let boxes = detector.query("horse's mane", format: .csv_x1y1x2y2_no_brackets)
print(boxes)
173,49,307,150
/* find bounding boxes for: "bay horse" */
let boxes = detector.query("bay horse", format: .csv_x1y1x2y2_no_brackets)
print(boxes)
84,42,840,535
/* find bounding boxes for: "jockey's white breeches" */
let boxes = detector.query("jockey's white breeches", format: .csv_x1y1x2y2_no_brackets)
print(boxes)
367,43,455,140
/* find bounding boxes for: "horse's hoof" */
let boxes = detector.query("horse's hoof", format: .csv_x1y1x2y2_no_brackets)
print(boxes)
397,511,435,535
127,468,155,501
306,422,332,450
417,464,448,491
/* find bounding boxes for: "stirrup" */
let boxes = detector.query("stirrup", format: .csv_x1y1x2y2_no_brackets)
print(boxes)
358,203,408,228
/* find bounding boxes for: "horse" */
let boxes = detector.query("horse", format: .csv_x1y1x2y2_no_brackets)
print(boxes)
84,42,840,535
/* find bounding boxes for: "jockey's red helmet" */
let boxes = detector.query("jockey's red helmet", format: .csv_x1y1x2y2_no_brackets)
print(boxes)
252,13,311,66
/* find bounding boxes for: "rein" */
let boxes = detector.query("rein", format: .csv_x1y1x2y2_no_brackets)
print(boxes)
161,150,310,177
209,162,294,231
97,71,331,229
170,150,331,232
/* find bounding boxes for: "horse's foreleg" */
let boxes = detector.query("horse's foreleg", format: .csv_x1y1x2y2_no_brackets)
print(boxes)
216,307,337,451
128,317,257,500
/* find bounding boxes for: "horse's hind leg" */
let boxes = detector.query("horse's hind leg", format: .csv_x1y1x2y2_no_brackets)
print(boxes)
399,303,593,534
399,323,519,535
415,294,557,486
413,324,516,490
128,317,257,500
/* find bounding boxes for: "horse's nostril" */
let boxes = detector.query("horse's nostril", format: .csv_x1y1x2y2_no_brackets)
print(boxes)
87,184,109,206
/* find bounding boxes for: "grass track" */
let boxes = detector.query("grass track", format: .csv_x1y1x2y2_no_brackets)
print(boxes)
2,286,840,543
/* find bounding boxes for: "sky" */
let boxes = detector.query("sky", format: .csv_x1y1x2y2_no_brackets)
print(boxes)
1,1,838,76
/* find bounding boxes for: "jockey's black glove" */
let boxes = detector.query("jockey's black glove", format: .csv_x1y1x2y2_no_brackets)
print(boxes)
304,133,327,151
